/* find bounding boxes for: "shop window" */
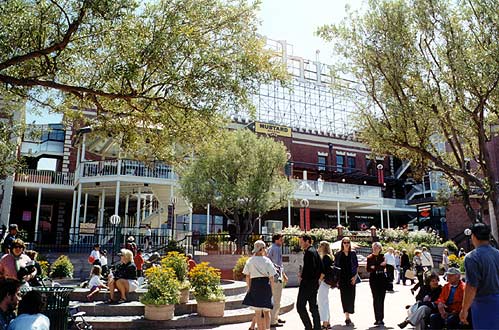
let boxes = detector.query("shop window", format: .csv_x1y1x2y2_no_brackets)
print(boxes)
336,155,345,172
318,155,327,171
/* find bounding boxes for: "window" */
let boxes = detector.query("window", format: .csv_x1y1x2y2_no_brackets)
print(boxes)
318,155,327,171
347,156,356,173
336,155,345,173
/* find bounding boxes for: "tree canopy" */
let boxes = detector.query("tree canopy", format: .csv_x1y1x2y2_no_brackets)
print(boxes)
179,129,293,235
0,93,24,178
0,0,285,161
317,0,499,240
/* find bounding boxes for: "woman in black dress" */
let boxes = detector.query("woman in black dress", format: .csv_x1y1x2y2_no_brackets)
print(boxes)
334,237,359,326
367,242,387,327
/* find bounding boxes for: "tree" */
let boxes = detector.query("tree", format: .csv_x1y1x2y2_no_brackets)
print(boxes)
0,92,24,178
0,0,285,162
179,129,293,237
317,0,499,241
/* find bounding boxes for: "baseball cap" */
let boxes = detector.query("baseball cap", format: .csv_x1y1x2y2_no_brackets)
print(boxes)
252,240,266,254
445,267,461,276
465,222,491,240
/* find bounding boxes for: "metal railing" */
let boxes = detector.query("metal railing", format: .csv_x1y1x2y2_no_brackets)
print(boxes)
14,169,75,186
292,179,382,198
80,159,177,180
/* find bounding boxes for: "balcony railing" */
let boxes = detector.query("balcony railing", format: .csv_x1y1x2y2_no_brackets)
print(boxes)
292,179,381,199
80,159,177,180
15,169,75,186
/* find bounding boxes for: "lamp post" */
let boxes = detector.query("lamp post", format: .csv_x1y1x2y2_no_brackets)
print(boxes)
110,214,121,264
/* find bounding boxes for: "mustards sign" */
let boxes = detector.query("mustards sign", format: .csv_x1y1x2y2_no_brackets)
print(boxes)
254,122,292,137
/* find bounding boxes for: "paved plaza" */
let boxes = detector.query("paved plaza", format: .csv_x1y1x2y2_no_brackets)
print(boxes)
199,280,416,330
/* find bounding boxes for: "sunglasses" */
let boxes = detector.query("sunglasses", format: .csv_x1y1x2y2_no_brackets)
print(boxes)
12,246,23,249
343,242,350,244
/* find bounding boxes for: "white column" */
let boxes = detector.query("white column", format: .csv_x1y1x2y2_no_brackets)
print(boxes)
34,187,42,241
149,194,153,214
206,203,211,234
142,196,146,220
98,189,105,228
337,201,341,226
114,181,120,216
75,184,82,233
380,205,384,229
125,195,129,228
136,188,141,228
83,193,88,223
70,190,77,241
188,204,193,232
287,199,291,228
387,209,391,229
81,134,86,161
345,208,348,224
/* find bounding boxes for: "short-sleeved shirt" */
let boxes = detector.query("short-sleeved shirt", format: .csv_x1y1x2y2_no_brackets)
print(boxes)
89,275,104,288
464,245,499,297
7,313,50,330
267,243,283,276
243,256,276,279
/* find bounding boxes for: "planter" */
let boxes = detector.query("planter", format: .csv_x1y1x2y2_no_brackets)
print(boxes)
144,304,175,320
196,300,225,317
179,288,190,304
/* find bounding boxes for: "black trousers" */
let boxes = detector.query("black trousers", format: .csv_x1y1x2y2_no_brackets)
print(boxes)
369,276,386,323
339,282,356,314
297,281,321,330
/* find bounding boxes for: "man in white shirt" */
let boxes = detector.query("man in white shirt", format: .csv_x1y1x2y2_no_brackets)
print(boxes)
421,247,434,271
384,247,396,291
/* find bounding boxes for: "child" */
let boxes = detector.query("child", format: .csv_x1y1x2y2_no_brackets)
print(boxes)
100,249,109,278
134,248,144,278
87,265,108,301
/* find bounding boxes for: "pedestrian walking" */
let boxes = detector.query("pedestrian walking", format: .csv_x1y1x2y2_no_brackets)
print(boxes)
242,240,276,330
400,249,413,286
411,250,424,295
441,249,449,279
267,234,287,328
334,237,359,326
144,225,152,251
460,223,499,329
421,247,433,273
297,234,322,330
394,250,401,284
384,247,395,292
367,242,387,327
317,241,333,329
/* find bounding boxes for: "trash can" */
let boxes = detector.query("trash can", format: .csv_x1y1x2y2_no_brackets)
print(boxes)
22,287,75,330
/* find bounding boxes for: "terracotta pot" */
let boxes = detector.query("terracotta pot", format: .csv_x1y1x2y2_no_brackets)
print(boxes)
196,300,225,317
144,304,175,320
179,288,190,304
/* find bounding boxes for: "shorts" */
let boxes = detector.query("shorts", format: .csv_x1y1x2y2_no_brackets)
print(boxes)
128,279,139,292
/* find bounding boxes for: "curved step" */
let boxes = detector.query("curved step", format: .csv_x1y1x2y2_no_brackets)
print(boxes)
69,280,247,302
85,296,294,329
77,293,249,316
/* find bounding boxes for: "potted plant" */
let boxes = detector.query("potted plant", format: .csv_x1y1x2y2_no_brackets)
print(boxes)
161,252,190,303
233,256,249,281
141,266,180,320
49,255,74,279
189,262,225,317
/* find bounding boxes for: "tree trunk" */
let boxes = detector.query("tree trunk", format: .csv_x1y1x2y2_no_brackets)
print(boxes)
489,194,499,243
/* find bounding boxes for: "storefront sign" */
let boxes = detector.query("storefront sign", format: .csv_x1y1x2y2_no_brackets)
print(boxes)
255,122,292,137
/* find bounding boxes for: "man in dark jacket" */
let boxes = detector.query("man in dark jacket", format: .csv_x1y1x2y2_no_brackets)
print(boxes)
297,234,322,330
400,249,414,285
1,224,18,255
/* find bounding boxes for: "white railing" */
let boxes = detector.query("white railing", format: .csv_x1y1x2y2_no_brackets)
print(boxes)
15,169,75,186
80,159,177,180
292,179,382,199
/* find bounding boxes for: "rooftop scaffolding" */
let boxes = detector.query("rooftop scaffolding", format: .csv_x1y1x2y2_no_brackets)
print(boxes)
231,39,362,136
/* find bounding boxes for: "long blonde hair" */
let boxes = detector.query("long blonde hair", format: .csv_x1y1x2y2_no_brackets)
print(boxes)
319,241,332,259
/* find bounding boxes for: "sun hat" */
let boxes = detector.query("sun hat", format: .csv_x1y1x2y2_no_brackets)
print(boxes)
445,267,461,276
252,240,266,254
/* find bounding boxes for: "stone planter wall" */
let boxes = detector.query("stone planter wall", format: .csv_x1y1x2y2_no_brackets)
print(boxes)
144,304,175,320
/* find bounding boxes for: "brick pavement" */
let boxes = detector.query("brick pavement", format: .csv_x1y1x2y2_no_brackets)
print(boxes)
197,281,416,330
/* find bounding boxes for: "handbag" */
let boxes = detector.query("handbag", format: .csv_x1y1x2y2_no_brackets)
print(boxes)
325,266,341,288
405,268,416,280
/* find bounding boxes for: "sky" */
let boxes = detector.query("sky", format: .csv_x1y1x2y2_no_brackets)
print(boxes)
26,0,364,125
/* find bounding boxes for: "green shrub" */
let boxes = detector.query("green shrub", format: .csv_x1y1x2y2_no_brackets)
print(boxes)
189,262,225,302
165,239,185,253
141,266,180,305
49,255,74,278
233,256,249,281
161,251,189,287
441,240,458,253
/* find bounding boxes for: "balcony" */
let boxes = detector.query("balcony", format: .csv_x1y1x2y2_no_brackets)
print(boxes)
14,169,75,186
292,179,382,199
79,159,177,180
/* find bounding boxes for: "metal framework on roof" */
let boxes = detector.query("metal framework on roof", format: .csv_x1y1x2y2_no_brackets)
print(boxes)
231,39,360,136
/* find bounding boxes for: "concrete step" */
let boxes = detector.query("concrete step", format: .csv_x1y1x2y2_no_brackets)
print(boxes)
76,293,248,316
85,296,294,329
69,280,247,302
